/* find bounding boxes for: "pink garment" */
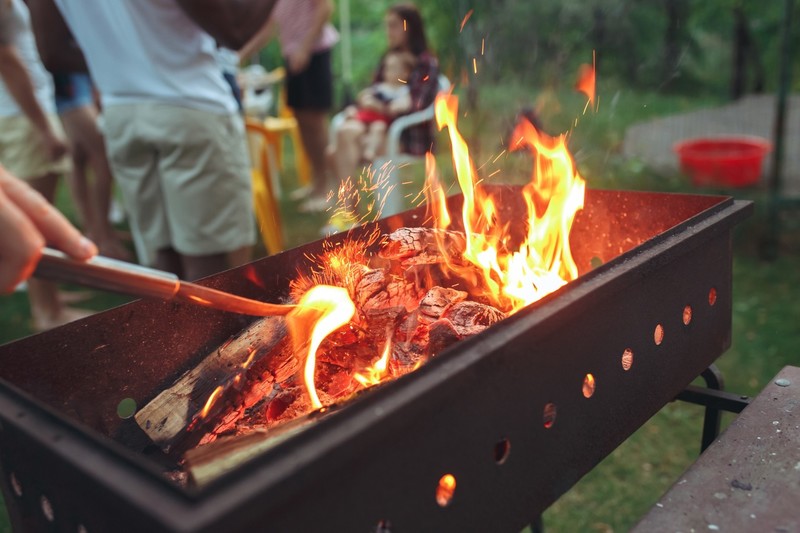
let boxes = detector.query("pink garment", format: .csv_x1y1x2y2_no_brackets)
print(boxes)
272,0,339,56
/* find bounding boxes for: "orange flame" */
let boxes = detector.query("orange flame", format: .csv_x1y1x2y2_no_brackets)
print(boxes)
354,338,392,387
286,285,356,409
575,52,596,111
434,93,585,313
200,385,224,419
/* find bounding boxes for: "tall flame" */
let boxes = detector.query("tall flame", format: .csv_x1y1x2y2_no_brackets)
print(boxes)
287,285,355,409
433,93,585,313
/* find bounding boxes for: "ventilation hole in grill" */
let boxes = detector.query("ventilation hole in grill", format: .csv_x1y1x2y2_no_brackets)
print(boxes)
436,474,456,507
683,305,693,325
590,256,603,269
621,348,634,371
494,438,511,464
374,519,392,532
40,495,54,522
708,287,717,306
542,403,557,429
116,398,137,419
654,324,664,346
582,374,596,398
9,472,22,497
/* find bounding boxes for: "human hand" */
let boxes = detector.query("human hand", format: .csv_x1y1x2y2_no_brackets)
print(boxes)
0,166,96,293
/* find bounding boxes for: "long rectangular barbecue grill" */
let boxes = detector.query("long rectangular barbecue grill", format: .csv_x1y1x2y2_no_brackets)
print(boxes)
0,186,751,532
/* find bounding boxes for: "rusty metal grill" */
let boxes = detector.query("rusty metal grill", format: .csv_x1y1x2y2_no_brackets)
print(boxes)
0,187,751,532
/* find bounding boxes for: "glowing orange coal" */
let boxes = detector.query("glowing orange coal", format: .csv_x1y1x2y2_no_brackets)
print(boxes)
430,93,586,313
286,285,355,409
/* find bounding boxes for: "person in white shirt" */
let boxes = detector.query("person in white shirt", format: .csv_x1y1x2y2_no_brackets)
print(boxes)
28,0,278,281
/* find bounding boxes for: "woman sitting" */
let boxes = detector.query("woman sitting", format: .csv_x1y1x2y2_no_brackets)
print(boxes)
329,3,440,195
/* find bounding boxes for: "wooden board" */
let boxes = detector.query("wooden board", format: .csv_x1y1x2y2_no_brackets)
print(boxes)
633,365,800,532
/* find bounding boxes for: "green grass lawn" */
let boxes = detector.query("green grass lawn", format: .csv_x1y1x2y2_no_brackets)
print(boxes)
1,85,798,531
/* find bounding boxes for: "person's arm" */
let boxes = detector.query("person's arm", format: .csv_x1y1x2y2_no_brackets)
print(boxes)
285,0,332,74
0,44,67,161
26,0,88,73
0,166,96,293
238,17,276,64
175,0,279,50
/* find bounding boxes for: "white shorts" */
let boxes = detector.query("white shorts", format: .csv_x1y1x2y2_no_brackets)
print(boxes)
102,103,256,266
0,114,70,180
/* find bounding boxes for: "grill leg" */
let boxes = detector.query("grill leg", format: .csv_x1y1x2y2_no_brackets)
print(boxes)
698,365,724,453
674,364,751,454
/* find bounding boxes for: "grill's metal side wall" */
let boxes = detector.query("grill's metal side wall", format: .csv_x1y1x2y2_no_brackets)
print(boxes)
209,212,737,533
0,196,749,532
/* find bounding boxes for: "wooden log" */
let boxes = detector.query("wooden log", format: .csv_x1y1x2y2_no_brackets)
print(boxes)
134,316,287,453
184,412,317,489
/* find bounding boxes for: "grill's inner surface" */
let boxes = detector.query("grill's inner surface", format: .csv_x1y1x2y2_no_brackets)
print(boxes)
0,188,728,480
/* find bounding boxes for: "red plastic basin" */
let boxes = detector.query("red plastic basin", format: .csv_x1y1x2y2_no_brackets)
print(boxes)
674,136,771,187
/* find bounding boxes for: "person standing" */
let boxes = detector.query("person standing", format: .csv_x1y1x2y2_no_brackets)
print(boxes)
29,0,278,281
55,71,130,260
240,0,339,213
0,0,93,330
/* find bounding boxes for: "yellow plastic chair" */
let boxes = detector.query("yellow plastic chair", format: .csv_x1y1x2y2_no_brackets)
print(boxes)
260,67,312,197
245,118,284,255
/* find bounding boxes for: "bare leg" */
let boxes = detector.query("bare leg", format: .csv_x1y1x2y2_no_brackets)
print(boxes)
155,246,250,282
60,105,130,260
362,121,387,162
292,109,331,199
181,252,230,282
26,172,93,330
226,245,252,269
154,248,184,279
333,118,367,187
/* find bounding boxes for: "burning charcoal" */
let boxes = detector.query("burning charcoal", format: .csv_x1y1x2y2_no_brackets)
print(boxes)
316,343,370,368
315,362,356,399
392,311,430,368
355,269,388,308
441,301,507,336
356,269,422,312
427,319,461,356
379,227,466,262
418,286,468,324
265,387,303,423
427,301,507,356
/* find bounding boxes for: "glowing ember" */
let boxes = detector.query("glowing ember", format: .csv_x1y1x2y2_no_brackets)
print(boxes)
433,93,586,313
286,285,356,409
575,52,597,112
354,338,393,387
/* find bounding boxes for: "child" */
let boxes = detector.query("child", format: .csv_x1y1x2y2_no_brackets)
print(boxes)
346,50,416,161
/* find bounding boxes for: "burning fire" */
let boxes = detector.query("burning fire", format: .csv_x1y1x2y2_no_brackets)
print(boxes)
286,285,355,409
291,92,586,409
196,87,589,428
354,338,393,387
429,94,586,313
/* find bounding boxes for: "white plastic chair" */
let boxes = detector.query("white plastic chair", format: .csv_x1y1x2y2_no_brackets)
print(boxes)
330,74,451,215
